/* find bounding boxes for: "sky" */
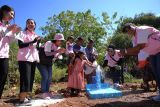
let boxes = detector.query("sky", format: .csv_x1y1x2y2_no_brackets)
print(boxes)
0,0,160,36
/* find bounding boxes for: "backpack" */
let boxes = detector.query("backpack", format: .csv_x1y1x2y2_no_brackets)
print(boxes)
38,46,54,66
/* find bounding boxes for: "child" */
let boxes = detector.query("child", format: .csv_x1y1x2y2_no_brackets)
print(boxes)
66,36,74,54
0,5,21,99
66,36,75,78
73,37,84,53
17,19,41,104
103,44,123,84
67,51,95,96
37,33,66,99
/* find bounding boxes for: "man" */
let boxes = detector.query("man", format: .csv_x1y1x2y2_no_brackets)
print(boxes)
84,39,98,83
121,23,160,101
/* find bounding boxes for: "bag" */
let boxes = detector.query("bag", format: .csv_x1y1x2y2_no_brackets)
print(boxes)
39,47,54,66
109,55,121,65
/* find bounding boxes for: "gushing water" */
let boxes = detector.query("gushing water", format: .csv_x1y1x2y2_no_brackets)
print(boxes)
95,65,102,89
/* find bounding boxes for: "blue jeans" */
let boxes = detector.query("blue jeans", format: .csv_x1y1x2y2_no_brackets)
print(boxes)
37,64,52,93
150,52,160,93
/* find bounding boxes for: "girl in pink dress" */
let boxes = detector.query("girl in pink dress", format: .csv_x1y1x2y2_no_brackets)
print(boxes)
67,51,95,96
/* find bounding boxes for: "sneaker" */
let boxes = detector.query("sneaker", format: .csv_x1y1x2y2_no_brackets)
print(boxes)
40,93,50,99
47,93,54,98
113,83,120,89
152,95,160,101
27,96,32,101
19,98,32,106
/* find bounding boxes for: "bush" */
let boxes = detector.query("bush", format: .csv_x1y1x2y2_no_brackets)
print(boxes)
124,72,142,83
52,64,67,82
34,64,67,83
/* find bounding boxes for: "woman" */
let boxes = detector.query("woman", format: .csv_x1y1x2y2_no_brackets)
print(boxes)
0,5,21,99
37,33,66,99
17,19,41,104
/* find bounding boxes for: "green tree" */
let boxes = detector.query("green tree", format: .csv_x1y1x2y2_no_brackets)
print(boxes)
41,10,107,47
116,13,160,33
40,10,119,64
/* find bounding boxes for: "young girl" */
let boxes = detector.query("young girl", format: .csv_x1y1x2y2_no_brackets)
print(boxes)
66,36,75,78
0,5,21,99
66,36,74,54
17,19,41,104
67,51,95,96
37,33,66,99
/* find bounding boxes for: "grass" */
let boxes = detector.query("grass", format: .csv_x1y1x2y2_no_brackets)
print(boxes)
124,72,143,83
34,64,67,83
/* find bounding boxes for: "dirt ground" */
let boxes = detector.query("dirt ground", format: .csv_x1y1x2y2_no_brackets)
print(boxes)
1,82,160,107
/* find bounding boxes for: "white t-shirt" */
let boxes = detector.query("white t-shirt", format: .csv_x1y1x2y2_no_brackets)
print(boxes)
104,50,122,67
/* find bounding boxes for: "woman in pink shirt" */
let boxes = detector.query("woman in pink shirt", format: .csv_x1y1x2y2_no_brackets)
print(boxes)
17,19,41,104
0,5,21,99
37,33,66,99
121,23,160,101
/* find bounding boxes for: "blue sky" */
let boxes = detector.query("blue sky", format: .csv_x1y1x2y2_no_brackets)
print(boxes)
0,0,160,36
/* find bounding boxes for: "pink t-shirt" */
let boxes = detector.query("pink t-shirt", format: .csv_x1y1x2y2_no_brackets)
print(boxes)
133,26,160,55
17,30,39,62
104,50,122,67
0,22,15,58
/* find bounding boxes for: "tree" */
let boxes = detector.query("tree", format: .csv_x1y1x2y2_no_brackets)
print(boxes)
41,10,107,47
40,10,119,64
116,13,160,33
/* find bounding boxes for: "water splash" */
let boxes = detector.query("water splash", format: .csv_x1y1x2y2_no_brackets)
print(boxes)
95,65,102,89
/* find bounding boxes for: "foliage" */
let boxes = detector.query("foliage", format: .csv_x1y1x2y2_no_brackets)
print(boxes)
34,64,67,83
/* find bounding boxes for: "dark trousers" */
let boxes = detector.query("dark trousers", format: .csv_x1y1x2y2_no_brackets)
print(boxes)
120,66,124,84
109,67,121,84
18,61,36,93
0,58,9,98
150,52,160,93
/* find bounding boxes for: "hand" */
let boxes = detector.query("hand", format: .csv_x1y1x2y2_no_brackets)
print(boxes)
33,38,38,43
120,49,126,56
12,26,21,34
35,36,42,41
58,48,66,53
7,24,17,31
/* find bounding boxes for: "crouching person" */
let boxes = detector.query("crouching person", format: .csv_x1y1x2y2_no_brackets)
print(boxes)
102,44,123,85
37,33,65,99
